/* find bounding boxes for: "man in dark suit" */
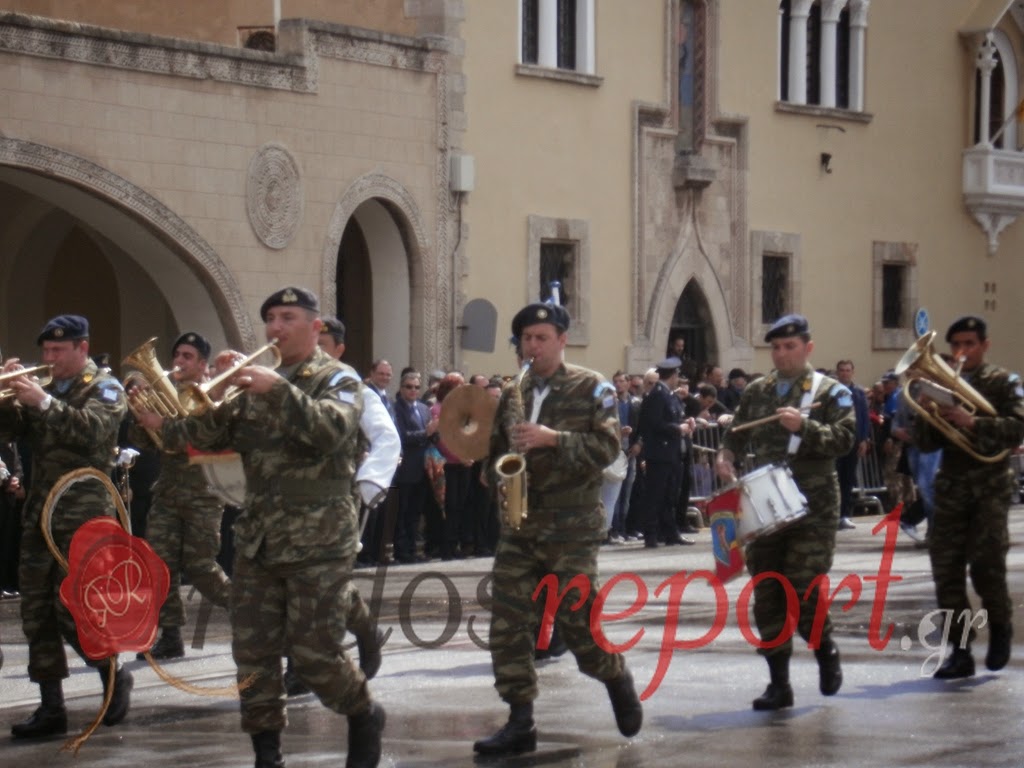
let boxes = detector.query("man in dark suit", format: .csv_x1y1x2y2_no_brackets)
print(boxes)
393,371,437,563
637,357,695,548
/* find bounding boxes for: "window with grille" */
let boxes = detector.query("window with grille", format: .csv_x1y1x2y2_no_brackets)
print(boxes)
881,263,905,329
520,0,593,74
762,254,790,324
540,241,576,318
528,215,591,345
872,241,917,349
778,0,866,111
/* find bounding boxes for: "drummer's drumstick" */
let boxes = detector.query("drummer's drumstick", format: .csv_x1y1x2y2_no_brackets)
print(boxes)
728,402,821,433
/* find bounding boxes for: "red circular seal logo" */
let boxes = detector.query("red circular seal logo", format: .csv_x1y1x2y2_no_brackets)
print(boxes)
59,517,170,660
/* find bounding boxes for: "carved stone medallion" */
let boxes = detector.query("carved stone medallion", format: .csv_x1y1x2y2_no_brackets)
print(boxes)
247,143,303,250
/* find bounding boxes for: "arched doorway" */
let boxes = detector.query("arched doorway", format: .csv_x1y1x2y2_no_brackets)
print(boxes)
0,142,252,370
334,198,412,379
668,278,716,380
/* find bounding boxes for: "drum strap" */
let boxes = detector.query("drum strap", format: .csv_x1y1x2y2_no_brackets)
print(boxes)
786,371,824,456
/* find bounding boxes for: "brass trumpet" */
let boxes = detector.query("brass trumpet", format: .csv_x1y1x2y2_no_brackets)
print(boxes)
894,331,1009,464
178,339,282,415
0,364,53,401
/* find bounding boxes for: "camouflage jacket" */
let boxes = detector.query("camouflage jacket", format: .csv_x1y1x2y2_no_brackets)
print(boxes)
721,364,856,492
162,347,364,564
914,362,1024,473
488,362,619,536
0,360,126,522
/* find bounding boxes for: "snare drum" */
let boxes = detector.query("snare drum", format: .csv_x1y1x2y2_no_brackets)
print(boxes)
737,463,807,542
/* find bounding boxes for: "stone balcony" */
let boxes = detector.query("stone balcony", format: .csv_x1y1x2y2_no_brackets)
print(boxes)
963,144,1024,255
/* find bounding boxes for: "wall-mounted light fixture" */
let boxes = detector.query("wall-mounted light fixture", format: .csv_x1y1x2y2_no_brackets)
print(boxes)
820,152,833,174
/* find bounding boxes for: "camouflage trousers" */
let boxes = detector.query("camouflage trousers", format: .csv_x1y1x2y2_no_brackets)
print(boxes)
231,552,370,733
147,492,230,627
744,492,839,658
929,466,1013,641
19,498,114,681
489,533,624,705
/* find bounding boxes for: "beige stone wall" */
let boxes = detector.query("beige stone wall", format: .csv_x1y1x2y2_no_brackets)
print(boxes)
459,0,666,378
718,0,1024,380
0,16,447,367
1,0,415,45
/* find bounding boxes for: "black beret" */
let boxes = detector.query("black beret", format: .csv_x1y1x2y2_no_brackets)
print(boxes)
37,314,89,345
320,316,346,344
171,331,211,360
945,315,986,342
260,286,319,321
764,313,810,343
881,370,899,383
510,302,570,338
728,368,747,380
655,356,682,373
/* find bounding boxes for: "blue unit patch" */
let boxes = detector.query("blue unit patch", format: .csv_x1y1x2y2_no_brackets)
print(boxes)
830,383,853,409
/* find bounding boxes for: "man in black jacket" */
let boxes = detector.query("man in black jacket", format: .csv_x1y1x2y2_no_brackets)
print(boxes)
636,357,694,548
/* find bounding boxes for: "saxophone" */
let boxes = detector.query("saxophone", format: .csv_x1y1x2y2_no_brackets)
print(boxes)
495,358,532,530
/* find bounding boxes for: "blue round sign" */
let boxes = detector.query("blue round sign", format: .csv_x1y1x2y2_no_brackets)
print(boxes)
914,307,930,337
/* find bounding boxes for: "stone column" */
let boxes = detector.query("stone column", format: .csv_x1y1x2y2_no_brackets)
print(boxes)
787,0,814,105
848,0,870,111
976,33,998,147
538,0,558,68
819,0,846,108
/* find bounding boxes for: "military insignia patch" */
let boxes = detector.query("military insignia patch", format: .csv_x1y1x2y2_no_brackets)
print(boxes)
283,288,298,304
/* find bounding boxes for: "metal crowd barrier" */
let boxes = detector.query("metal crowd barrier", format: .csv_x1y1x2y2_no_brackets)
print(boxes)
688,421,889,517
852,448,886,514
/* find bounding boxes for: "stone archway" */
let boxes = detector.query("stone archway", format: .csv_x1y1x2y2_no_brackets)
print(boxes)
0,139,254,367
322,173,435,378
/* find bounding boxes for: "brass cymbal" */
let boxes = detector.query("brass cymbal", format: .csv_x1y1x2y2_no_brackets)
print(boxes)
438,384,498,461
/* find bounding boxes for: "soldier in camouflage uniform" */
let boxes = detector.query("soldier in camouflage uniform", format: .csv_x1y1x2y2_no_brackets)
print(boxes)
0,315,134,739
135,288,385,768
716,314,855,711
473,302,643,757
912,315,1024,679
129,332,231,660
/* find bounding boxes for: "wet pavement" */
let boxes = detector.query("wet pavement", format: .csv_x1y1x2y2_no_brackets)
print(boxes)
2,511,1024,767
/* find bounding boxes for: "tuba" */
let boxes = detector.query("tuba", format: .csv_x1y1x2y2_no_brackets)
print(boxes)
894,330,1009,464
122,338,189,449
495,358,532,530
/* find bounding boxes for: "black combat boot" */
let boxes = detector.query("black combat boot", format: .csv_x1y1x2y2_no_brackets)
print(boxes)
934,645,975,679
346,700,386,768
815,637,843,696
753,652,794,711
251,730,285,768
137,626,185,661
357,627,386,680
986,623,1013,671
284,656,310,697
605,666,643,737
101,662,134,726
11,680,68,739
534,625,568,661
473,702,537,756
